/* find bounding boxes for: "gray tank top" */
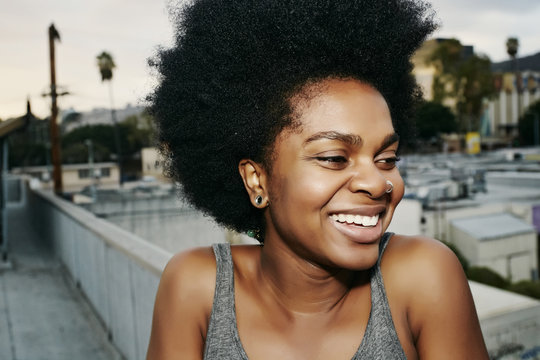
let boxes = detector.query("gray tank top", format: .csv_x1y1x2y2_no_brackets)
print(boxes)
203,232,406,359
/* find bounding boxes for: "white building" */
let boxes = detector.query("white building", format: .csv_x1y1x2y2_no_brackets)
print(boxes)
12,163,120,192
486,71,540,141
450,213,537,281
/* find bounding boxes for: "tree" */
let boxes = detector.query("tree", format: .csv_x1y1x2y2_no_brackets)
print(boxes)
518,100,540,146
96,51,116,81
428,39,495,132
61,124,115,164
415,101,457,141
466,266,509,289
96,51,122,182
506,37,519,60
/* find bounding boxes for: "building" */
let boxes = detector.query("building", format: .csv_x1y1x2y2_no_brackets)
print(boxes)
487,53,540,142
61,104,145,133
12,162,120,193
450,213,537,281
140,147,168,182
413,38,540,148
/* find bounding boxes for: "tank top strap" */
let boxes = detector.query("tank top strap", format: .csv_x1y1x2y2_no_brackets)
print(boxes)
376,231,393,266
204,243,247,359
354,232,407,359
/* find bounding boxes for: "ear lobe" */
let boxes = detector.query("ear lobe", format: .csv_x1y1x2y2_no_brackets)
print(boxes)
238,159,268,206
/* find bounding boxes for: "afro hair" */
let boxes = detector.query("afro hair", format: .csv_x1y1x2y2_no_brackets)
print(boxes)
148,0,437,238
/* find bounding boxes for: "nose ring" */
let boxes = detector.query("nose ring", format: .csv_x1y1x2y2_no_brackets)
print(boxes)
385,180,394,194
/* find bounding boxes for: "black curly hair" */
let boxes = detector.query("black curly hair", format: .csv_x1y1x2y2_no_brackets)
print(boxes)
148,0,437,239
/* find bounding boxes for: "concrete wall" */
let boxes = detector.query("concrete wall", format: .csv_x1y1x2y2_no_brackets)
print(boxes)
471,281,540,358
450,222,536,281
478,233,537,282
83,194,229,254
449,225,479,262
27,185,172,360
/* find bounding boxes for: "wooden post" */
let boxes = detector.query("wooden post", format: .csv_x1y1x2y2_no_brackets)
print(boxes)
48,24,63,195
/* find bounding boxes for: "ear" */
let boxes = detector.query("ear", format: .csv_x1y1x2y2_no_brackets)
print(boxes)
238,159,269,208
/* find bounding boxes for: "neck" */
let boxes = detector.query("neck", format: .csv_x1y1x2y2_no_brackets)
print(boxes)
257,240,366,315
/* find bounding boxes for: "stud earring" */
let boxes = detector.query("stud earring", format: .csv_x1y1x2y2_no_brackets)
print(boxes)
385,180,394,194
255,195,263,206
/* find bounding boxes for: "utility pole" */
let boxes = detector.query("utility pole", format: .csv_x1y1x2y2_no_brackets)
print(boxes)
48,23,63,195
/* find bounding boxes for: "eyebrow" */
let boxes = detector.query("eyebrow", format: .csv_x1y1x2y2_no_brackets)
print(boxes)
303,131,400,150
304,131,363,146
378,133,400,152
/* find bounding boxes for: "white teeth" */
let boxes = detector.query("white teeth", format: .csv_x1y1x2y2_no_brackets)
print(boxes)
332,213,379,227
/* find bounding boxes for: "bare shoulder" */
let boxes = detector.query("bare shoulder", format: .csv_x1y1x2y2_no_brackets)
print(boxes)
382,234,462,279
146,246,217,360
382,235,488,359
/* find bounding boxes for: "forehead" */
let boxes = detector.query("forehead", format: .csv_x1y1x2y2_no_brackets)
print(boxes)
286,79,394,140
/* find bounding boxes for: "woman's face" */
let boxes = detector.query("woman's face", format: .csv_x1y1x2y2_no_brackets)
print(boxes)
263,79,404,270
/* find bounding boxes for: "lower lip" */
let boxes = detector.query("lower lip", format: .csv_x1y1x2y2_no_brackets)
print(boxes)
329,217,382,244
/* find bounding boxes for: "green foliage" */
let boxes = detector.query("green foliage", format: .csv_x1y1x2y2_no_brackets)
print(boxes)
61,112,155,164
428,39,495,132
441,241,469,272
120,112,156,154
8,142,48,167
507,280,540,300
506,37,519,58
466,266,509,289
96,51,116,82
518,100,540,146
415,101,457,140
61,124,117,164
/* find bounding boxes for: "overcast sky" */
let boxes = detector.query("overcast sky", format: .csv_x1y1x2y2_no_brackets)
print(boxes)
1,0,539,120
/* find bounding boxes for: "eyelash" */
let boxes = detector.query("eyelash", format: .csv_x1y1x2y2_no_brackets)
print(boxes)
315,156,401,169
377,156,401,164
315,156,347,163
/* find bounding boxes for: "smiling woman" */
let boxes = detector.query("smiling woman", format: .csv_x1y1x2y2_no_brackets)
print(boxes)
146,0,489,359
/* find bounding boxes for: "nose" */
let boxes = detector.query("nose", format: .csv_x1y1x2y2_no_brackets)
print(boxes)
347,162,389,198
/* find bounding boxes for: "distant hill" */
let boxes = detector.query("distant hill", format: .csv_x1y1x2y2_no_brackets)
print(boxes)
492,52,540,72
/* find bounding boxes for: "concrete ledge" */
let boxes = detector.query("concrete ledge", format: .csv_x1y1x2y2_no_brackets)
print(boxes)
34,188,172,276
26,184,174,360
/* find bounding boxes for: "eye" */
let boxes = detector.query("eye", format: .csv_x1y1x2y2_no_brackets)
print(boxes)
315,156,348,169
375,156,400,170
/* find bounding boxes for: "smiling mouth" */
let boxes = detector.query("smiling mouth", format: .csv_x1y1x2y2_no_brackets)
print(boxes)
330,213,379,227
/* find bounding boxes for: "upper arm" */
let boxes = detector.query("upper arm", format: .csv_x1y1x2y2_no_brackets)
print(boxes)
384,236,489,360
146,247,216,360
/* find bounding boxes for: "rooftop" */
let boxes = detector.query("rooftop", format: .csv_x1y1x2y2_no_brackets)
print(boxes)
451,213,535,241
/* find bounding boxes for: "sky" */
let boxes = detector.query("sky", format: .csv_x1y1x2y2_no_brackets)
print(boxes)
1,0,539,120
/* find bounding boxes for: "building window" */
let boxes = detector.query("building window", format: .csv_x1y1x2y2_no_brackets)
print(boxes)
101,167,110,177
78,169,90,179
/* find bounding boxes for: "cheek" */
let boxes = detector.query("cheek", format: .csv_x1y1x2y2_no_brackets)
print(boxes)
389,173,405,206
268,165,341,218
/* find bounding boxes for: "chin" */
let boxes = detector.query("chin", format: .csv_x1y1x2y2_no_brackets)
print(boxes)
328,242,381,271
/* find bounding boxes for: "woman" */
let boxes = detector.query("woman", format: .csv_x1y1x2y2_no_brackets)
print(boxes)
146,0,489,358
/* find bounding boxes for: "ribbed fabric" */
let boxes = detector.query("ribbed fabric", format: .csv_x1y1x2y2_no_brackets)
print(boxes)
203,233,406,359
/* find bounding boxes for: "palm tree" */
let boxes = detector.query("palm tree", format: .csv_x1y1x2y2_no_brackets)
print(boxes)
96,51,116,82
506,37,520,89
506,37,519,60
506,37,522,131
96,51,122,184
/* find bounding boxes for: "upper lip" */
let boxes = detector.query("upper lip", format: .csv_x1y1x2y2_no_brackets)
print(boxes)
328,204,386,217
